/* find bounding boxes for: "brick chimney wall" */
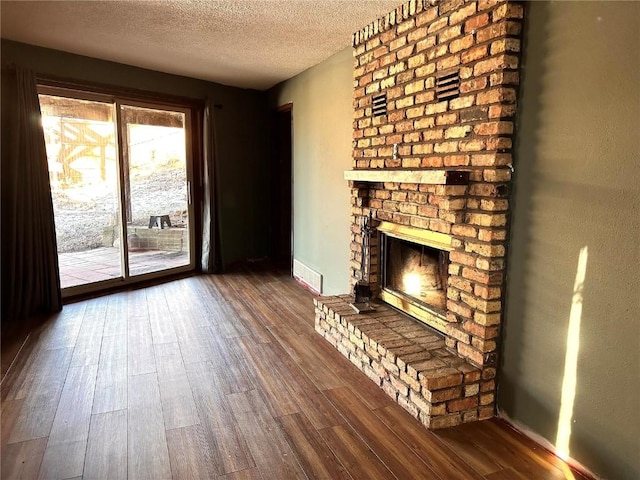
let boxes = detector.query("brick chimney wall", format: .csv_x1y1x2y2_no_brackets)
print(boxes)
349,0,525,368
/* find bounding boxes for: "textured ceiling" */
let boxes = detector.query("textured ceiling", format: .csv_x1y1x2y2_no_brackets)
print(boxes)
0,0,402,90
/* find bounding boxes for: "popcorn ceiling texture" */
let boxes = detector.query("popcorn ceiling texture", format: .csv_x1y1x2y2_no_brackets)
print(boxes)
0,0,401,90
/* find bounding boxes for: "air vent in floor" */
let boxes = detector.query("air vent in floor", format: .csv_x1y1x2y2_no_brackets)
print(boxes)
293,259,323,294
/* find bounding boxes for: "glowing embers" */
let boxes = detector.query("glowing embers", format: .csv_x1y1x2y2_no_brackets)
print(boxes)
383,235,448,313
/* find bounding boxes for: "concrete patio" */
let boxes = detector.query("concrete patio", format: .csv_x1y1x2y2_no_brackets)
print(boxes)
58,247,189,289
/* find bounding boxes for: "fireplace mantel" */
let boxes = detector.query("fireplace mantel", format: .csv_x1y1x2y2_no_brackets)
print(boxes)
344,169,470,185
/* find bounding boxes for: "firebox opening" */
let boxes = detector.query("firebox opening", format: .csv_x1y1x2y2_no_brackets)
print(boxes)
376,222,453,333
383,236,448,313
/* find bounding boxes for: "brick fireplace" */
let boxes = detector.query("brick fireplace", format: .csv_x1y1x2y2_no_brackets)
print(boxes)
315,0,523,429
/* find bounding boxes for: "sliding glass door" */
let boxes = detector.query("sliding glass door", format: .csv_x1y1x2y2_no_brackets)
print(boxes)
39,89,195,294
119,103,191,277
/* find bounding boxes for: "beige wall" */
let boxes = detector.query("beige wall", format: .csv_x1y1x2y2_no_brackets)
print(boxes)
500,3,640,479
268,48,353,295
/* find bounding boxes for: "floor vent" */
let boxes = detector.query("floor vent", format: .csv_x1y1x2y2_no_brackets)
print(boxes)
293,259,323,294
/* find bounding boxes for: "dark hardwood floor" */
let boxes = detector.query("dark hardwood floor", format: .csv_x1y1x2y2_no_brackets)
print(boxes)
1,265,589,480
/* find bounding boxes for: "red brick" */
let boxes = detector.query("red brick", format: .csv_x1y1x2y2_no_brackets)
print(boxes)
450,34,475,53
462,267,503,284
477,88,517,105
483,168,512,182
395,120,414,132
408,28,427,44
427,16,449,34
397,44,416,60
390,36,407,52
366,37,381,50
476,257,505,271
450,3,477,25
444,155,470,166
447,397,478,413
380,53,398,67
447,300,472,318
424,386,462,403
437,54,461,70
449,95,476,110
491,38,521,55
420,369,463,390
493,3,525,21
397,18,416,35
452,225,478,238
481,380,496,392
439,25,462,43
406,105,426,118
427,413,462,429
477,228,507,242
490,71,520,87
461,45,488,64
380,30,396,44
464,13,489,33
423,129,444,141
474,284,502,300
421,157,444,168
373,45,389,59
416,6,439,27
488,104,517,119
479,405,494,420
435,113,457,126
428,44,449,61
474,121,513,136
459,139,485,152
434,141,459,153
457,342,484,366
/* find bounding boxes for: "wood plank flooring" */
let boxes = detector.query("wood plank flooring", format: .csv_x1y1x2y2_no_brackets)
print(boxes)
1,265,590,480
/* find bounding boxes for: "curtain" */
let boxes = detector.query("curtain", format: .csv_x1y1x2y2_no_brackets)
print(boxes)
1,65,62,321
200,99,222,273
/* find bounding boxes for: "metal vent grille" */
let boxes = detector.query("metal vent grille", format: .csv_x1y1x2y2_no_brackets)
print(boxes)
372,93,387,117
436,70,460,101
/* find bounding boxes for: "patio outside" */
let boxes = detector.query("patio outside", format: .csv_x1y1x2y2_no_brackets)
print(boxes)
40,94,191,289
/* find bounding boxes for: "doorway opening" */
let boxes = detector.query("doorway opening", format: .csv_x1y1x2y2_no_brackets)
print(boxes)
270,104,293,270
38,87,196,295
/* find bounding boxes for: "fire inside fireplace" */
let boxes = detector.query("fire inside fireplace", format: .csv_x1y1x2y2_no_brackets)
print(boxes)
383,237,448,312
377,222,452,333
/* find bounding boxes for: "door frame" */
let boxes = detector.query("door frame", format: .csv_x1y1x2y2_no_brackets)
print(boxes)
271,103,293,272
38,80,202,298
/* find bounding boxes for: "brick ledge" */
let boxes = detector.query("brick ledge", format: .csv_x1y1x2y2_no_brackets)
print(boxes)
314,295,496,429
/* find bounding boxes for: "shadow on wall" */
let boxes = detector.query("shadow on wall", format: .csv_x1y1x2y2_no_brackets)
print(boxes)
500,2,640,479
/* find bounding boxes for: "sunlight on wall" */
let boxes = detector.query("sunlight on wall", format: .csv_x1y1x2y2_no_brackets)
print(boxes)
556,246,589,461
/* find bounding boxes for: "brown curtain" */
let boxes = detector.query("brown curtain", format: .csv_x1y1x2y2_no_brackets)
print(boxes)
1,65,62,321
200,99,222,273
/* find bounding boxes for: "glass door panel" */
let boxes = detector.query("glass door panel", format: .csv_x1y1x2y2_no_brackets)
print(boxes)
119,104,191,276
39,94,122,289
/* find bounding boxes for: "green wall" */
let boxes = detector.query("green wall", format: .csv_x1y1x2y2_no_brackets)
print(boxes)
1,40,270,267
268,48,353,295
269,3,639,478
500,3,640,479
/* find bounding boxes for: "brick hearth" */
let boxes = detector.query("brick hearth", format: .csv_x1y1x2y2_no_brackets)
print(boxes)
315,296,497,428
314,0,524,428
